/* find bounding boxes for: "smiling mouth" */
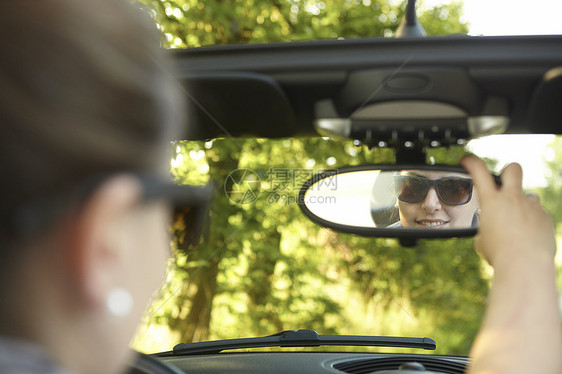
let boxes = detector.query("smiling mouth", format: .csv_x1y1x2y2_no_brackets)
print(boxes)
415,219,449,228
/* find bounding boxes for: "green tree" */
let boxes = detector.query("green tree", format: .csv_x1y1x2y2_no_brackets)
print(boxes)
135,137,490,355
538,137,562,225
534,137,562,290
138,0,468,48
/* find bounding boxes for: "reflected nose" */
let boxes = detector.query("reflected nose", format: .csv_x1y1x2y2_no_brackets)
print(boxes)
422,187,441,213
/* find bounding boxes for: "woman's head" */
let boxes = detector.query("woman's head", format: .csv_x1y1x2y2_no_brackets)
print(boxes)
395,170,480,229
0,0,184,373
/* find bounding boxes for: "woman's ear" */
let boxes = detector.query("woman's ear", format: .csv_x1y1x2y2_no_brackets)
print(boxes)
65,175,142,311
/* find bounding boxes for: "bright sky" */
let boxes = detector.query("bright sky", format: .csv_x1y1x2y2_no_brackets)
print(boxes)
422,0,562,36
466,135,555,188
462,0,562,36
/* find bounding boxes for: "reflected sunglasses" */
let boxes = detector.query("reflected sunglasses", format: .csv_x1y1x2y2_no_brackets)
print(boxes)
394,175,473,205
5,174,213,249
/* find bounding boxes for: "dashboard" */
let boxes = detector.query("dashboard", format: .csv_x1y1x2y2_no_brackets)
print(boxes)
149,352,470,374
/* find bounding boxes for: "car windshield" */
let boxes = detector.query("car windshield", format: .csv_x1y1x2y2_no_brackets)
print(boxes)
129,0,562,357
130,135,562,355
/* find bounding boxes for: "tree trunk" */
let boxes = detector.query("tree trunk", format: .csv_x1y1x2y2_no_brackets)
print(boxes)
173,139,242,342
179,258,219,342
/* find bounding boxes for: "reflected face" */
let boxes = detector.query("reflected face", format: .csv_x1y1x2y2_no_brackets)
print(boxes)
396,171,479,229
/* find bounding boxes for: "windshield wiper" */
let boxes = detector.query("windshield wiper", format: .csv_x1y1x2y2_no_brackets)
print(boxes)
171,329,436,355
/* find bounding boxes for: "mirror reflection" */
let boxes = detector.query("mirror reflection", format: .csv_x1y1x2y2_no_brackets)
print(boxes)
301,169,480,230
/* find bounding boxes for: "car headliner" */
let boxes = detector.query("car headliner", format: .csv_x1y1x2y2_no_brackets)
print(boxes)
170,35,562,141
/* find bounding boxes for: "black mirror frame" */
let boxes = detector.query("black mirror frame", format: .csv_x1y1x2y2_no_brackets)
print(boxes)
298,164,478,239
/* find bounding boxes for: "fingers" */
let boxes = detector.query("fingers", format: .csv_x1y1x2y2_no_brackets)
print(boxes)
500,162,523,194
460,155,498,204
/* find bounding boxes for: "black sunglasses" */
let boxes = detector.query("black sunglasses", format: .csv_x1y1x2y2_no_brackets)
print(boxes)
5,174,213,248
142,176,213,249
394,175,473,205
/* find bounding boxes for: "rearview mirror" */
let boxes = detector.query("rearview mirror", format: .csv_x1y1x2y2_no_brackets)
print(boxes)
298,165,481,238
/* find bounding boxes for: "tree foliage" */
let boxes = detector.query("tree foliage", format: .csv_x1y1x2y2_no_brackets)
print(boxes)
538,137,562,224
138,0,468,48
133,138,490,355
534,137,562,289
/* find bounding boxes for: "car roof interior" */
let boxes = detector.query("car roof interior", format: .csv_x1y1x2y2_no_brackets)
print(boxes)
172,35,562,142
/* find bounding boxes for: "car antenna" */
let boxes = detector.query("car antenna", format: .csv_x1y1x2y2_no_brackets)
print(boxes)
395,0,426,38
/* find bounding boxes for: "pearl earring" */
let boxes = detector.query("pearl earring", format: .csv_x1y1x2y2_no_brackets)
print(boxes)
106,288,133,317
